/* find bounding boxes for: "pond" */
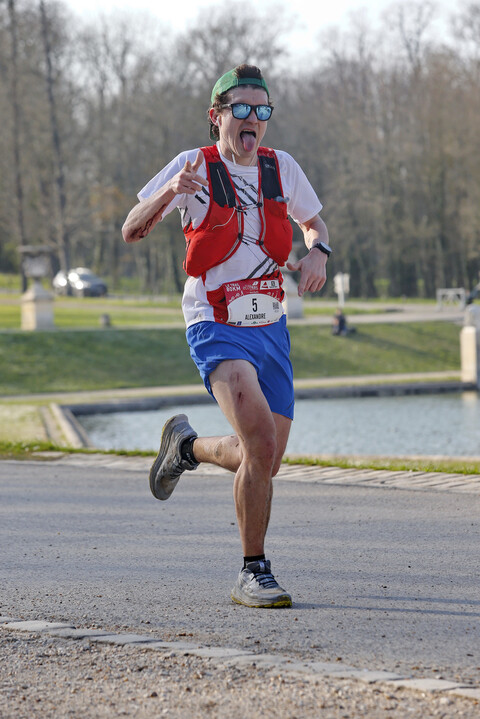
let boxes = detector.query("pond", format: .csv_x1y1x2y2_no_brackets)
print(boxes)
79,391,480,458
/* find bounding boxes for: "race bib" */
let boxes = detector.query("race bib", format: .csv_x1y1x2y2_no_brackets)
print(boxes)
223,278,284,326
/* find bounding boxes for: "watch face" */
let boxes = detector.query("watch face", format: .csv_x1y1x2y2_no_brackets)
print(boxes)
315,241,331,255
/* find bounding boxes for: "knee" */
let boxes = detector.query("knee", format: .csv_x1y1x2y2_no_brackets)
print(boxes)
243,425,277,473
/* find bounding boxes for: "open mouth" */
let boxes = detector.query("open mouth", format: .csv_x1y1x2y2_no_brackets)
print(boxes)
240,130,256,152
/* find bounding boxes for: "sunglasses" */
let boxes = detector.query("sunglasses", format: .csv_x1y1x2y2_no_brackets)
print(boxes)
220,103,274,121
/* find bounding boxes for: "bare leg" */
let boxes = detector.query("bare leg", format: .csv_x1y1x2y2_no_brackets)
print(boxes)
192,359,291,556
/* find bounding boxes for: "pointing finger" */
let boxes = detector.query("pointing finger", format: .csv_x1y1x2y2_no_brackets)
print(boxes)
191,150,204,173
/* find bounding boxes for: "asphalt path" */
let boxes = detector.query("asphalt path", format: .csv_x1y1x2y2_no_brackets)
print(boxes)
1,459,479,685
291,305,465,326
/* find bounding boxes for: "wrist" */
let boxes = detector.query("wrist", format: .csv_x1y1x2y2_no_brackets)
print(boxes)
310,240,332,257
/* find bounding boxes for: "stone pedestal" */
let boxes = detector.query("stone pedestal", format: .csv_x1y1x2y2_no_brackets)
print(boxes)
282,273,303,319
19,245,55,331
21,280,54,331
460,306,480,386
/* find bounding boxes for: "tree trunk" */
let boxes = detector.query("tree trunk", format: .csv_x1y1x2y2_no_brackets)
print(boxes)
8,0,28,291
39,0,70,272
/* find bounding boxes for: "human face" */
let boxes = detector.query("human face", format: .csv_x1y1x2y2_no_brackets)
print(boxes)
210,86,270,166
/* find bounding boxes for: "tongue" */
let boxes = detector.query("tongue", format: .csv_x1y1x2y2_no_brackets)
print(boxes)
241,132,256,152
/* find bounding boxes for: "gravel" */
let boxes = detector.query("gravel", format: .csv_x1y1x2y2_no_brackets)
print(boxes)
1,631,478,719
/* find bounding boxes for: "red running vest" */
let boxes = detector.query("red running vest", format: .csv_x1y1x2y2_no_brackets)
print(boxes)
183,145,293,278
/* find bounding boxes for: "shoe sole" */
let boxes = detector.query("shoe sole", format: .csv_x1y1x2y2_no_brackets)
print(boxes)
230,591,292,609
149,414,188,501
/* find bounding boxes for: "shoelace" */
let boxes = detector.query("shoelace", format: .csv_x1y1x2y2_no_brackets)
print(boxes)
253,570,279,589
171,455,196,478
168,457,191,480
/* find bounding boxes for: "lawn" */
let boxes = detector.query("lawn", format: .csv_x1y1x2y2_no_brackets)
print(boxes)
0,292,436,329
0,322,460,396
0,294,184,329
290,322,459,378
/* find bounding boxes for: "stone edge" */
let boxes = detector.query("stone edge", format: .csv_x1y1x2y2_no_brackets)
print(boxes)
1,617,478,703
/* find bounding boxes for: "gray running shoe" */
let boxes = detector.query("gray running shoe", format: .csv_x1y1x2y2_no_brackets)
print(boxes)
149,414,199,501
231,560,292,608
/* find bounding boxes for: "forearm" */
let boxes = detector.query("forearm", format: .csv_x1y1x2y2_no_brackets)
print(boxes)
287,214,330,296
299,215,329,250
122,184,176,244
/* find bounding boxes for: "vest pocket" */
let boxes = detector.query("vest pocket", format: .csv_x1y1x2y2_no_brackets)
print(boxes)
205,285,228,323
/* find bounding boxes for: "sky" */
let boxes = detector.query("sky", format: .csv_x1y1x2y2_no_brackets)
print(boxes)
64,0,455,59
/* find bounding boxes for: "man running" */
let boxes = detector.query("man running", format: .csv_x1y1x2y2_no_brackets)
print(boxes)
122,64,331,608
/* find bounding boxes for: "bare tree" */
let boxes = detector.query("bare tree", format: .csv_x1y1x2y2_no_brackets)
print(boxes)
7,0,28,289
39,0,70,272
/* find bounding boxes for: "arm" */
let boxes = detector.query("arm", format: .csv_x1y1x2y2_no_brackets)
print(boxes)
286,214,330,297
122,151,207,244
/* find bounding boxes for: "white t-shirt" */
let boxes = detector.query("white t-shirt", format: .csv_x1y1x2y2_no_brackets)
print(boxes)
138,144,322,328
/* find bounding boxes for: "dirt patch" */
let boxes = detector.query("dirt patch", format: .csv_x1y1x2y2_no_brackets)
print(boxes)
1,632,478,719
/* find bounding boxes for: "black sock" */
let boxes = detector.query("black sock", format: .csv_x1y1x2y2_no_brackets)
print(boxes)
180,437,197,465
244,554,265,569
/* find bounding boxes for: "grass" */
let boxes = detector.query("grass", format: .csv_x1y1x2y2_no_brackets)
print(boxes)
290,323,459,378
0,440,477,475
0,322,461,396
0,292,442,329
0,328,198,394
0,441,154,461
0,294,184,329
283,454,480,475
0,404,48,442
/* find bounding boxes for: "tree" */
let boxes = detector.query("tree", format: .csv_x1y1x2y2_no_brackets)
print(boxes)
7,0,28,289
39,0,71,272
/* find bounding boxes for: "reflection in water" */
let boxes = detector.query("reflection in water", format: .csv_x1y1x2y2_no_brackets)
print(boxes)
79,392,480,458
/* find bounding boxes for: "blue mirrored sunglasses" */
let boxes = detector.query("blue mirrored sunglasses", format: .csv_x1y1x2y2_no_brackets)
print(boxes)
220,103,274,121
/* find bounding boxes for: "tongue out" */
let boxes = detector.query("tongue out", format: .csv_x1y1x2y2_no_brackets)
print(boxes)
241,131,256,152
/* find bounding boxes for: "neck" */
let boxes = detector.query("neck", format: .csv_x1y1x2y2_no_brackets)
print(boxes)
234,152,258,167
218,141,257,167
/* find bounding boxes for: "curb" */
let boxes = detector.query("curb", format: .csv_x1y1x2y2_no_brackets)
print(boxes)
23,453,480,495
2,617,479,703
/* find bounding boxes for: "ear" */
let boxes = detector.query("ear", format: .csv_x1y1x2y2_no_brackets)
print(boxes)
209,107,219,126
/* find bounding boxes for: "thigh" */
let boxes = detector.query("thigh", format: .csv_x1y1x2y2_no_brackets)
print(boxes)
209,359,276,441
186,320,294,420
210,360,291,468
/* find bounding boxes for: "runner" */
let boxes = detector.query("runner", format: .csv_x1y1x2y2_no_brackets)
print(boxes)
122,64,331,608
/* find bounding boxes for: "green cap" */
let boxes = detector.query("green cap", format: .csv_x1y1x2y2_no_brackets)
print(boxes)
210,68,269,104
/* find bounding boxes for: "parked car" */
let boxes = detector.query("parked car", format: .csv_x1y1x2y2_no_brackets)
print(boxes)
52,267,108,297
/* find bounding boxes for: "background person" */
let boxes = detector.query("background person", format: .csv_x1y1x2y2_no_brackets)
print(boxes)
331,307,355,336
122,64,331,608
332,308,347,335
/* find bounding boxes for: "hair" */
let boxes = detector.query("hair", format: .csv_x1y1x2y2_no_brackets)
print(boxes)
208,64,271,142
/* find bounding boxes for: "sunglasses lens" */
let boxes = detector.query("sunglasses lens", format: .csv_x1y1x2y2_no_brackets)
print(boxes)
229,104,273,120
231,103,251,119
256,105,272,120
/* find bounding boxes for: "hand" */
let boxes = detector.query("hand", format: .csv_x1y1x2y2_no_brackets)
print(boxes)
169,150,208,196
287,249,327,297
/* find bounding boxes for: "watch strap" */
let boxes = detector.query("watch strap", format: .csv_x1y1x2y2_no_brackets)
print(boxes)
311,241,331,257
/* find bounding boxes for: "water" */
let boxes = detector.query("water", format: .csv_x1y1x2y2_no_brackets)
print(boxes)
79,392,480,458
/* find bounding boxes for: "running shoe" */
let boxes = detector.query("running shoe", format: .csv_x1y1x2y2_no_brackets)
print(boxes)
231,559,292,608
149,414,199,501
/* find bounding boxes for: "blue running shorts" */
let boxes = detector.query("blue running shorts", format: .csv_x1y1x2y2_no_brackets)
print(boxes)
186,315,294,420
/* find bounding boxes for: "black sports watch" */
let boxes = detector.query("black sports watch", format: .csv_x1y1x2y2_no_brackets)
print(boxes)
311,241,332,257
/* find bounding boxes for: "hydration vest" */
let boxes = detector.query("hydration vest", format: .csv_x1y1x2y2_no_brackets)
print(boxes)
183,145,293,278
